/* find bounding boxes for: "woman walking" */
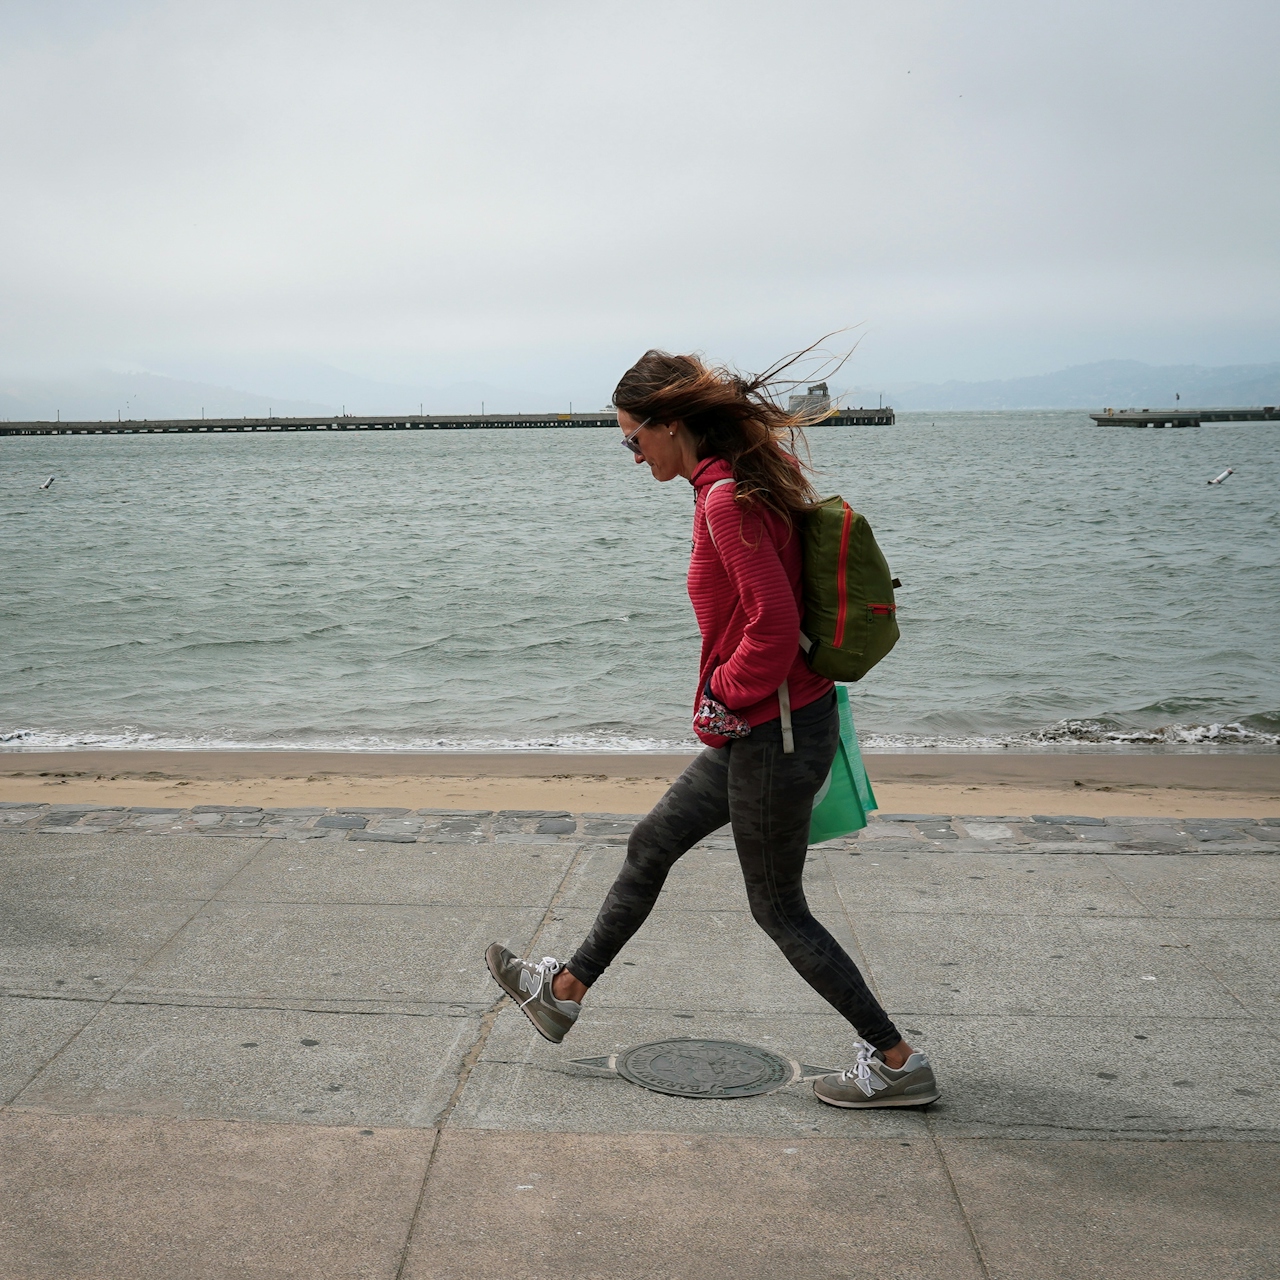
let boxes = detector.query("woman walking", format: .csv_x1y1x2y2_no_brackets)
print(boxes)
486,349,939,1108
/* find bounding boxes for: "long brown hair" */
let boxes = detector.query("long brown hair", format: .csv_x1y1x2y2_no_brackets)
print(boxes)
613,342,840,524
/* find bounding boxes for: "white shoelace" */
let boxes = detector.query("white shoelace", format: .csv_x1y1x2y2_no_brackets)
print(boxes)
840,1043,885,1098
518,956,562,1008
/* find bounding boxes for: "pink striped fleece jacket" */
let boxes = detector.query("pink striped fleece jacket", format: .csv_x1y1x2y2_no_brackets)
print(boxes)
687,456,833,748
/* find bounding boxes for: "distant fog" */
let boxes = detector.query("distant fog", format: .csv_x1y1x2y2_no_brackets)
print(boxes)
4,359,1279,421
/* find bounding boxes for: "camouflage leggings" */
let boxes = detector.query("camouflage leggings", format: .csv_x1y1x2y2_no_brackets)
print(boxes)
567,690,901,1051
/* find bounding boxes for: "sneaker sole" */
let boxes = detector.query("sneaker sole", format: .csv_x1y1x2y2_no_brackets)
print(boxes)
813,1088,941,1109
484,945,567,1045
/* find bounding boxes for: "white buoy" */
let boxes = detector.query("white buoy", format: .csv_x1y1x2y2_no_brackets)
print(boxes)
39,476,54,489
1207,468,1234,485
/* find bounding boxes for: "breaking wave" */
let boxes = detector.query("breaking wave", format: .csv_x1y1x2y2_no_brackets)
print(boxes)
4,716,1277,754
0,725,696,753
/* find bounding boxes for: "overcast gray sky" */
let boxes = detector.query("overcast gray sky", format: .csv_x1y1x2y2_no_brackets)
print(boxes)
1,0,1276,404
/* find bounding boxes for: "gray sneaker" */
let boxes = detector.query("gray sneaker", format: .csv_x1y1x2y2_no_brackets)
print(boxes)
813,1043,940,1108
485,943,581,1044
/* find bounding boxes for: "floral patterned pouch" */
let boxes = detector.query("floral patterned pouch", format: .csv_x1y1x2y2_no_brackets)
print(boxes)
693,692,752,740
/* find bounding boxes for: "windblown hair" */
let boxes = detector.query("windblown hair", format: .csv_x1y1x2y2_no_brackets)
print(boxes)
613,346,832,524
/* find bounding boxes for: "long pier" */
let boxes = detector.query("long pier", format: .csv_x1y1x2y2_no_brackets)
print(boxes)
1091,406,1279,428
0,407,894,437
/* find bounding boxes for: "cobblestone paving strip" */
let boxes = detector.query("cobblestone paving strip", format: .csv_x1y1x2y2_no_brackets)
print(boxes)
2,802,1278,852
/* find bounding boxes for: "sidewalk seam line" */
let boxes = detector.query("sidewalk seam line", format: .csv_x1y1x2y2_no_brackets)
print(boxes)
0,838,268,1111
393,1128,442,1280
389,841,589,1276
929,1119,994,1280
825,839,991,1277
820,845,886,1005
1105,865,1256,1015
4,990,1264,1023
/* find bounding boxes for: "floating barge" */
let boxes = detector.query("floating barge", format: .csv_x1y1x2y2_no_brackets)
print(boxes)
0,406,894,436
1091,406,1279,429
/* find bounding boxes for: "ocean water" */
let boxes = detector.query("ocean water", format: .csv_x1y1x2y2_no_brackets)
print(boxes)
2,412,1277,753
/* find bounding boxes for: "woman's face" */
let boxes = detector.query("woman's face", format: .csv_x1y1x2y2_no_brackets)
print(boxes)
618,409,685,482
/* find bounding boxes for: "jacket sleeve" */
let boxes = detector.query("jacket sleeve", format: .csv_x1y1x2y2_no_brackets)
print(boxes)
703,488,800,709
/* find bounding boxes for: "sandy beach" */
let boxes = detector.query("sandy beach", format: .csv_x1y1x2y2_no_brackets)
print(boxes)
3,748,1276,817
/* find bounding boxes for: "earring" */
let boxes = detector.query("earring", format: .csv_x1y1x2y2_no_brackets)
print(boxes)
668,429,675,437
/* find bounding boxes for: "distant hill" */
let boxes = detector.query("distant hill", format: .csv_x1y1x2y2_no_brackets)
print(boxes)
0,371,329,423
0,365,521,420
842,360,1280,412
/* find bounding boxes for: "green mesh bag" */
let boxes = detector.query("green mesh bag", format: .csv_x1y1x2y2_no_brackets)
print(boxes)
809,685,878,843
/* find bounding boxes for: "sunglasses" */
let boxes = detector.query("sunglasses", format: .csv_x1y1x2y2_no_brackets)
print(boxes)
620,417,653,455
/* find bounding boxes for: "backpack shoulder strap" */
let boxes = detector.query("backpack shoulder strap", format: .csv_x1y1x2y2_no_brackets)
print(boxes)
700,478,736,552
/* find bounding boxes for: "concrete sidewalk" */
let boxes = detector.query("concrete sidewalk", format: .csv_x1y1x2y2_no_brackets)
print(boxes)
1,802,1276,1278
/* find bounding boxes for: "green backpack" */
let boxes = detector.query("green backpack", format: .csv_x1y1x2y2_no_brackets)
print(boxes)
703,481,899,753
798,495,900,681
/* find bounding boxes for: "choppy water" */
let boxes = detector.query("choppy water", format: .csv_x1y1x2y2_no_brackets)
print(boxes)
2,413,1277,752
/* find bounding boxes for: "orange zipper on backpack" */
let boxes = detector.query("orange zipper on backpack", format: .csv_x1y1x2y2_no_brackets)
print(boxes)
832,502,853,648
